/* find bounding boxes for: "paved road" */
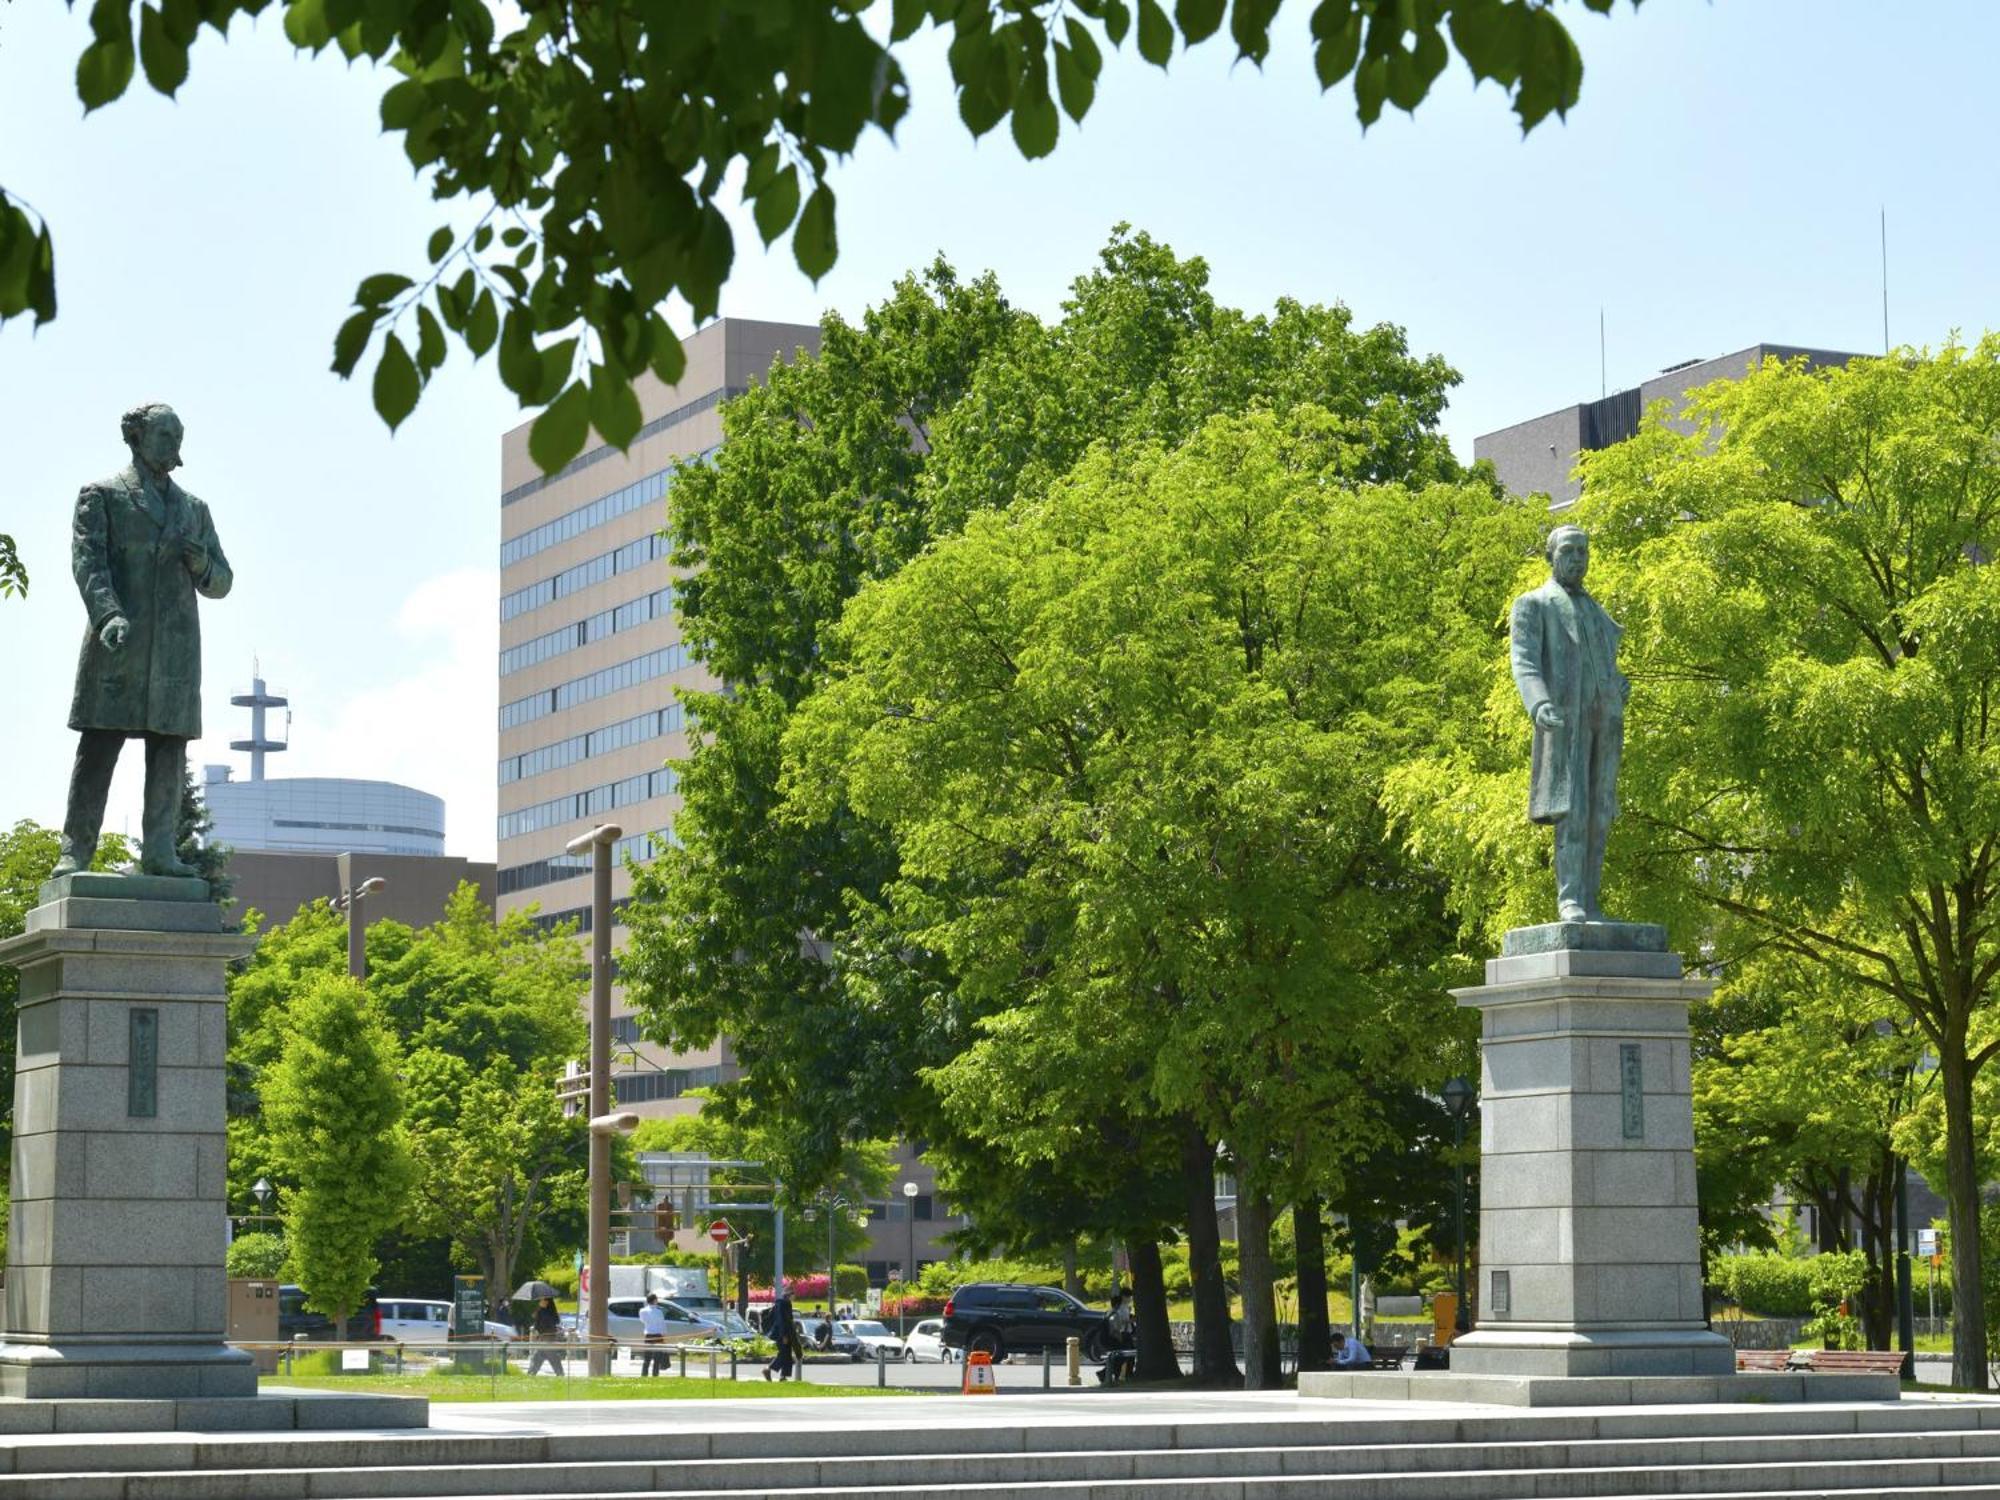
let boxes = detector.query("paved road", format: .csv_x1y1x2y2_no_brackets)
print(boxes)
604,1348,1123,1393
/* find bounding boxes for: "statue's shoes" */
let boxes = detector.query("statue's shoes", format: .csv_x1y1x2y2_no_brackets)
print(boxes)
49,856,83,878
140,858,202,878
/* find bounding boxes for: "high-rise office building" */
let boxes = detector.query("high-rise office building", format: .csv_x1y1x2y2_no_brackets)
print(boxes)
496,318,821,1117
1474,343,1858,507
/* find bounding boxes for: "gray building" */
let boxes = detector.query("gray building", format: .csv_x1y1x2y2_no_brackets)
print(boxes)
1474,343,1859,507
225,847,496,932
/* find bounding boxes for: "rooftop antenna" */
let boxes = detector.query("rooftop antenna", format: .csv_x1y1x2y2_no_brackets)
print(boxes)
229,664,289,784
1879,207,1890,355
1599,307,1606,399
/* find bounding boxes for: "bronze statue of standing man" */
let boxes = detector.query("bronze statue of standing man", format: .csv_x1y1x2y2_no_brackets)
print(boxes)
52,404,232,878
1510,525,1628,923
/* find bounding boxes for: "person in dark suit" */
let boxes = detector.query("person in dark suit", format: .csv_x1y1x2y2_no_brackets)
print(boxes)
53,403,232,878
1510,525,1630,923
764,1289,797,1381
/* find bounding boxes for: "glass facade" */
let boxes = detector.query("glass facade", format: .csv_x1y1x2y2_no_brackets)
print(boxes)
498,644,689,730
500,705,684,786
499,586,674,676
203,775,446,856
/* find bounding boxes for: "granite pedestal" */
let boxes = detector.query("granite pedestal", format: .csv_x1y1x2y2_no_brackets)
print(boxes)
1443,921,1736,1381
0,875,257,1399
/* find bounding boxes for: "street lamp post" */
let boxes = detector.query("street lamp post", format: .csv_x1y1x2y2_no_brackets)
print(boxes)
567,822,623,1377
900,1181,919,1339
336,876,386,980
1443,1075,1477,1336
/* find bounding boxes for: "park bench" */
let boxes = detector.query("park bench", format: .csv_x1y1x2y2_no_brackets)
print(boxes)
1799,1349,1909,1376
1734,1348,1797,1372
1369,1347,1405,1371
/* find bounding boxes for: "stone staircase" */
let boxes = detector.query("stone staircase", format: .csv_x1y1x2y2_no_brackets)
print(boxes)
9,1395,2000,1498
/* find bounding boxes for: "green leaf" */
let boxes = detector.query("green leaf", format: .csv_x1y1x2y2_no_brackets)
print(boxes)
743,142,782,196
1229,0,1282,63
753,164,800,247
1384,26,1448,112
426,226,452,265
28,225,55,326
1101,1,1130,47
76,40,136,111
282,0,331,50
371,333,420,432
528,379,591,475
1311,7,1362,88
535,337,577,406
500,227,527,248
466,290,498,358
1513,8,1584,129
331,309,375,378
1448,0,1525,85
589,363,644,450
1135,0,1173,66
1010,55,1059,159
1175,0,1224,46
497,309,539,398
1353,52,1387,124
379,78,425,130
1065,17,1105,76
415,304,446,371
1053,42,1095,123
889,0,929,41
793,182,838,283
356,272,413,307
138,5,190,95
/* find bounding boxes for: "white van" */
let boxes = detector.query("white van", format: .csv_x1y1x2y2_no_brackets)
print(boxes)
377,1298,453,1345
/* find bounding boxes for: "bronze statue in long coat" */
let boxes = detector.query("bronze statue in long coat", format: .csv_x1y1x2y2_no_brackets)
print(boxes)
53,404,232,878
1509,525,1627,923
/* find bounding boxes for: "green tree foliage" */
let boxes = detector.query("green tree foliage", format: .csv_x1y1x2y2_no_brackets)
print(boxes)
227,885,590,1294
0,821,133,1157
224,1230,289,1280
0,533,25,598
261,973,410,1327
1391,338,2000,1386
3,3,1638,465
402,1051,584,1298
784,412,1531,1383
1690,954,1928,1349
172,764,233,907
626,229,1491,1385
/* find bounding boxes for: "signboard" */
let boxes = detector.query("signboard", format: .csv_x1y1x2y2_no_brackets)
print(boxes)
453,1274,486,1338
708,1217,733,1243
1619,1044,1645,1140
1916,1227,1939,1257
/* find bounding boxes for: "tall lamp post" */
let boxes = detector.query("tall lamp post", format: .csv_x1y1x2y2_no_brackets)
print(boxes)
900,1181,919,1339
336,875,386,980
1443,1075,1477,1336
567,822,622,1377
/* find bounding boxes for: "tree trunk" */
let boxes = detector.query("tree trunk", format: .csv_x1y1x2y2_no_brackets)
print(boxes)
1129,1238,1179,1381
1063,1240,1081,1297
1237,1186,1281,1389
1294,1194,1332,1372
1180,1121,1239,1383
1941,1043,1988,1389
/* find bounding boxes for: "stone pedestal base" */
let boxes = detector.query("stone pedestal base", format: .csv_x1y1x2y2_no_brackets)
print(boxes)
0,1338,254,1399
1299,1368,1901,1406
0,880,256,1402
1449,924,1734,1384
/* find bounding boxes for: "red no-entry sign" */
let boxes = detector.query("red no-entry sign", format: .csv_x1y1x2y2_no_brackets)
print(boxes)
707,1218,732,1243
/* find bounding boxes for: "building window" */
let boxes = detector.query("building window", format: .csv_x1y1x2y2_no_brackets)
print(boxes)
499,704,685,785
497,828,670,895
499,586,674,676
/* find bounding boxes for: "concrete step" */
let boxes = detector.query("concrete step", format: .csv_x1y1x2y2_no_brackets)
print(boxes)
17,1428,2000,1499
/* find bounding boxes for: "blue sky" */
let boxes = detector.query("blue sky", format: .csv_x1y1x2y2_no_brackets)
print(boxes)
3,0,1996,860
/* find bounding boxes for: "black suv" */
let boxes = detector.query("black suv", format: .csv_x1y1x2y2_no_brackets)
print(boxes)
941,1283,1109,1362
278,1285,382,1342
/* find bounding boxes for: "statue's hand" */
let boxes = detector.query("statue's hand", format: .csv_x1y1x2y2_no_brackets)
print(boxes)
181,537,208,575
99,615,129,651
1533,701,1563,731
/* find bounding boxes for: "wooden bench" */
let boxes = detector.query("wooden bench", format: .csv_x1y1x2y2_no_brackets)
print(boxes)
1734,1348,1796,1372
1799,1349,1909,1376
1368,1347,1405,1371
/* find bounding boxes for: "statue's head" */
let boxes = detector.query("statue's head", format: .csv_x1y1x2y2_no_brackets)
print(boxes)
121,403,183,475
1546,524,1589,588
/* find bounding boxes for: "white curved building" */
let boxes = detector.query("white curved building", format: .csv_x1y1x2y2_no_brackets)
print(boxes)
202,770,446,857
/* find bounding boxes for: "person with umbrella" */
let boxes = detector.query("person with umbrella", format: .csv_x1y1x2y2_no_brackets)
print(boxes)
514,1280,567,1376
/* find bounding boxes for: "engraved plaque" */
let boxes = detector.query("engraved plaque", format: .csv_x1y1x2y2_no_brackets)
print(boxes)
1620,1042,1644,1140
1490,1269,1510,1316
128,1007,159,1118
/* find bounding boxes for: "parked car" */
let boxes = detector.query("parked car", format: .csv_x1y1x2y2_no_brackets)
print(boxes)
903,1318,956,1363
799,1315,866,1360
692,1306,759,1342
377,1298,453,1345
940,1283,1109,1363
278,1285,381,1342
838,1319,905,1361
602,1296,713,1346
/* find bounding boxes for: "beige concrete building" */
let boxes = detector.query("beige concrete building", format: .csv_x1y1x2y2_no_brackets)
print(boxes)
497,318,820,1115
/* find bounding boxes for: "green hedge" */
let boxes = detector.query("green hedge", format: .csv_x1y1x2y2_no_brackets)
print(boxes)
1710,1253,1816,1318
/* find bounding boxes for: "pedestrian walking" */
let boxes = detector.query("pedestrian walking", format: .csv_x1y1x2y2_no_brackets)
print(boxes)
765,1288,797,1382
524,1296,567,1376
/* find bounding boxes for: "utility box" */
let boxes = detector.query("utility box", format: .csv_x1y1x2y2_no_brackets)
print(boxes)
1431,1292,1459,1348
228,1278,281,1373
